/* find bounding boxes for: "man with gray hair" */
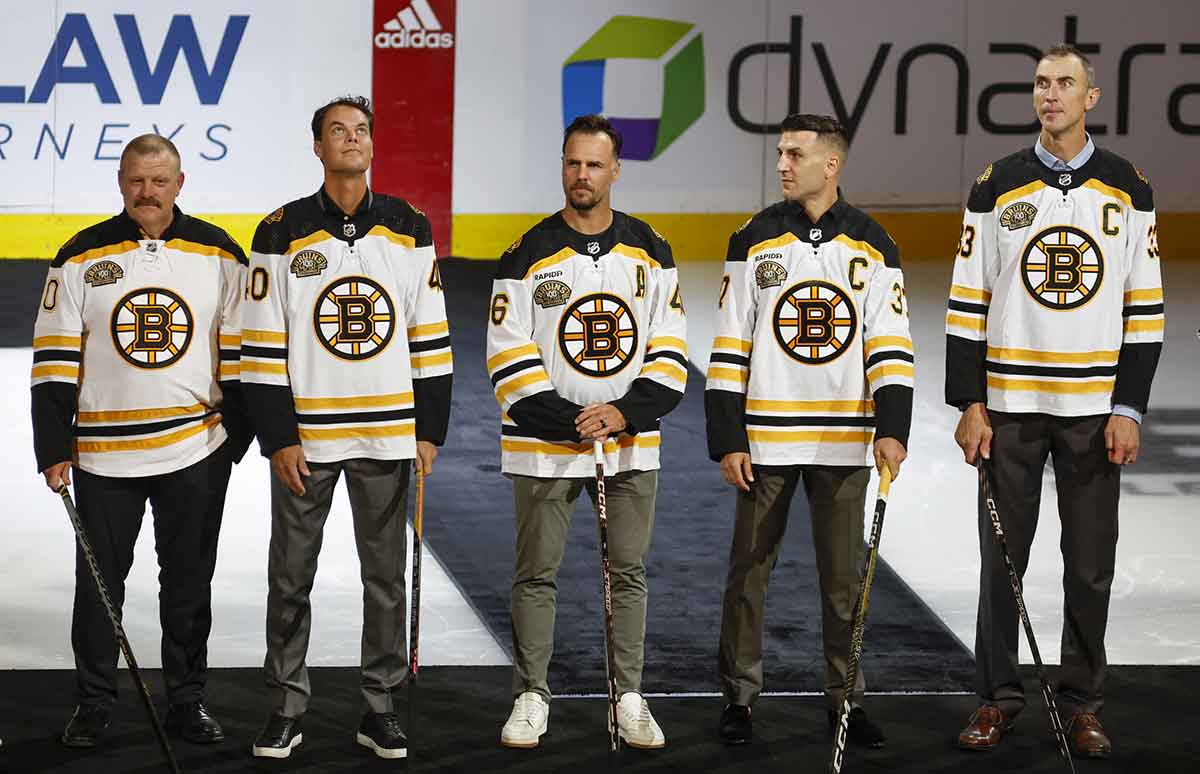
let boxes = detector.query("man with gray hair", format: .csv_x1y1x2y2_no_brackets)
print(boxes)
32,134,252,750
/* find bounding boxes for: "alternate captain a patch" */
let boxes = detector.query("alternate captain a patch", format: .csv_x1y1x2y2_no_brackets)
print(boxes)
999,201,1037,231
1021,226,1103,310
111,287,193,368
773,280,857,364
313,275,395,360
558,293,638,377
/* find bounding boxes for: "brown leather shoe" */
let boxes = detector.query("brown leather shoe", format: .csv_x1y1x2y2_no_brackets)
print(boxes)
957,705,1013,751
1067,712,1112,758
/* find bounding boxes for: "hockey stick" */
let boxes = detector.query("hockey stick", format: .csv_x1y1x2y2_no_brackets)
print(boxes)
593,441,621,765
828,465,893,774
56,485,181,774
407,467,424,761
977,459,1076,773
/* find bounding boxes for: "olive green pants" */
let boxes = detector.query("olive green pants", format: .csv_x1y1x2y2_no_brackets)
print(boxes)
509,470,657,701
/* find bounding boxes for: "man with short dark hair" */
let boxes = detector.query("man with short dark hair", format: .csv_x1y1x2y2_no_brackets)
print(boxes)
242,95,452,760
707,113,912,747
32,134,252,749
948,45,1163,759
487,114,686,750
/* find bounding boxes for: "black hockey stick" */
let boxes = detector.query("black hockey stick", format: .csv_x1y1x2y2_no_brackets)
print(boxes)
593,441,620,766
977,460,1076,773
407,468,424,761
56,485,181,774
828,465,893,774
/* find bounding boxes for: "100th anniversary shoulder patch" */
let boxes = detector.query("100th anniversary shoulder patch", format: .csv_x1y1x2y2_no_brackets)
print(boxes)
533,279,572,308
755,260,788,289
290,249,328,277
84,260,124,287
1000,201,1037,231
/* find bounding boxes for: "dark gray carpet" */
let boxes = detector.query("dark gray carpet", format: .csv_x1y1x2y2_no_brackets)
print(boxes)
423,259,974,696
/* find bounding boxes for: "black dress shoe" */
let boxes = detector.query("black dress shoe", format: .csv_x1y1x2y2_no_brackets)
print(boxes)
253,713,303,759
828,706,887,748
718,704,752,745
62,704,111,748
165,701,225,744
357,711,407,759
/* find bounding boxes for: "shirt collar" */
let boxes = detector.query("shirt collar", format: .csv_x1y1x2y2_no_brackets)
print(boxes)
1034,134,1094,171
317,186,373,217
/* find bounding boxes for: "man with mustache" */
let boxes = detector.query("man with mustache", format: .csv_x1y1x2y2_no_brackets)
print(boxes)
487,114,686,750
31,134,253,750
948,44,1164,758
241,96,452,760
707,114,911,747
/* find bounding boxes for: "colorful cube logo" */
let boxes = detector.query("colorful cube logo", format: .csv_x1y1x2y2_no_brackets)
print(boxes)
562,16,705,161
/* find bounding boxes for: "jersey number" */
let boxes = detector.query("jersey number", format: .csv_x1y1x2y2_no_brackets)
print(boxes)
669,285,685,313
42,279,59,311
891,281,907,316
1147,224,1160,259
247,267,269,301
718,275,730,309
490,293,509,325
957,225,975,259
635,265,646,298
428,262,443,290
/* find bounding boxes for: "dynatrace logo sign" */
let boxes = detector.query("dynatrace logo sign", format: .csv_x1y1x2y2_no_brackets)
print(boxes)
562,16,704,161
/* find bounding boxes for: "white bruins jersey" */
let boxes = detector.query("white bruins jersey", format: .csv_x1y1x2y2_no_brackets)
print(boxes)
31,208,247,477
705,198,913,467
241,189,452,464
486,211,687,478
945,147,1164,416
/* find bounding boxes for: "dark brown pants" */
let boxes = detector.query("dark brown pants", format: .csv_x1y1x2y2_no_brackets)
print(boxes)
976,411,1120,717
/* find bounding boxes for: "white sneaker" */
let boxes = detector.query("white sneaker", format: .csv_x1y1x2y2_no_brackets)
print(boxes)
616,692,666,749
500,691,549,748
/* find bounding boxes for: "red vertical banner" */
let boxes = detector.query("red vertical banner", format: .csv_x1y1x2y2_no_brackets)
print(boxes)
372,0,456,254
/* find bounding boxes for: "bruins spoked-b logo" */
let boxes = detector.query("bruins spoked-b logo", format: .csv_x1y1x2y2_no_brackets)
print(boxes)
110,287,193,368
558,293,638,377
773,280,857,364
1021,226,1103,310
313,275,395,360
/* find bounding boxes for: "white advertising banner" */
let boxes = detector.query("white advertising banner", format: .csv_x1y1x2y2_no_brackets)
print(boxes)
0,0,373,213
453,0,1200,213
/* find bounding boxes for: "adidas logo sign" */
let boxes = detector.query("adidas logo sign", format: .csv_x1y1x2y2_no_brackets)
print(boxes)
375,0,454,49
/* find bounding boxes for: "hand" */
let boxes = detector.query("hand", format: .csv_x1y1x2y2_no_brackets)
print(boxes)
873,437,907,480
415,440,438,476
954,402,993,465
720,452,755,492
271,444,310,496
42,461,73,491
1105,414,1140,465
575,404,627,441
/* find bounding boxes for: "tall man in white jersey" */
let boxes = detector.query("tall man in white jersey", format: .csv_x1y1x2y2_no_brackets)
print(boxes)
32,134,252,749
241,96,452,760
948,45,1163,759
487,115,687,750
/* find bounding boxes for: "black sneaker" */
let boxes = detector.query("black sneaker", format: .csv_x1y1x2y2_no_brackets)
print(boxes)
828,706,887,748
252,713,303,759
165,701,225,744
718,704,752,745
357,711,407,759
62,704,111,748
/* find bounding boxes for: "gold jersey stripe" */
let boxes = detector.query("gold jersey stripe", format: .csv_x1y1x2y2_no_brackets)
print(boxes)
1124,288,1164,303
987,375,1115,394
31,364,80,379
33,334,83,349
241,361,288,375
832,234,885,264
242,329,287,344
946,313,986,331
949,284,992,303
218,334,241,347
411,351,453,369
294,392,413,410
76,414,220,453
495,370,550,402
408,320,449,338
286,230,335,255
65,240,139,264
748,232,799,257
640,360,687,383
487,342,541,372
748,429,875,443
524,247,576,279
706,366,748,384
647,336,687,352
1123,319,1165,333
1081,179,1133,208
218,363,240,378
299,423,416,441
711,336,752,353
501,434,659,456
995,180,1047,209
164,238,240,263
366,224,418,249
746,399,872,413
864,335,913,356
611,242,661,269
78,402,208,423
867,363,915,380
986,346,1118,364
